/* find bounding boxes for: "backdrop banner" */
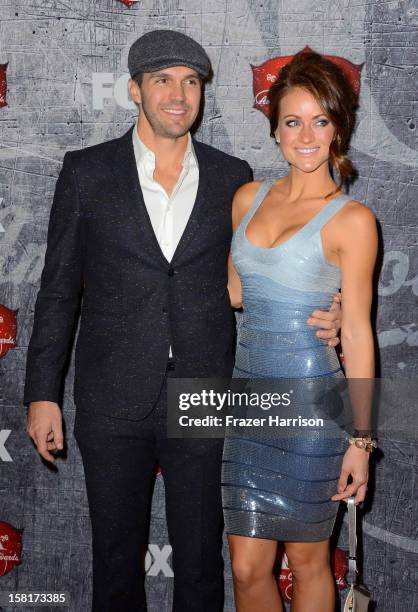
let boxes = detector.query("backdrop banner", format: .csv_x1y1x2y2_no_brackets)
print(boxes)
0,1,416,611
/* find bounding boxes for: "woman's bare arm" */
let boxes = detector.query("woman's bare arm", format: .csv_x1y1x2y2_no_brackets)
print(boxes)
331,201,378,504
340,202,377,435
227,181,262,308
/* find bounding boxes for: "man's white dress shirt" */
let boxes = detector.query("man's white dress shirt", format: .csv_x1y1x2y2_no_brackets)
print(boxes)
132,124,199,262
132,124,199,357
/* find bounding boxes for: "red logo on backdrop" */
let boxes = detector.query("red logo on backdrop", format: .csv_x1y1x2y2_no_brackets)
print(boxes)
251,46,362,118
277,547,347,602
0,305,17,358
0,522,23,576
0,63,7,109
332,546,349,589
117,0,138,6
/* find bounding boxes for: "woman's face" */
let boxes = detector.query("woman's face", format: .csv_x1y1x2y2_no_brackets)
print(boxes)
276,87,336,174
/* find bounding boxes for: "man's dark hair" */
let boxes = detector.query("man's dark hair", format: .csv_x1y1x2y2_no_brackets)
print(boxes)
133,73,143,87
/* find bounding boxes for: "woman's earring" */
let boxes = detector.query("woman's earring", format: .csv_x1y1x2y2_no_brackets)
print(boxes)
276,138,280,145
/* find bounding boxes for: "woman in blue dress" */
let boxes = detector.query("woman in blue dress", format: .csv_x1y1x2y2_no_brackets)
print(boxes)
222,50,377,611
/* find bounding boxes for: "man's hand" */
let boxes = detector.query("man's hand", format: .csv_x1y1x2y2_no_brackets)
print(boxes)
26,401,64,462
307,292,341,347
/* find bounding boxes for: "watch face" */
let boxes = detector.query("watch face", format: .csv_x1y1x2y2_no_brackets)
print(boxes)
354,438,376,452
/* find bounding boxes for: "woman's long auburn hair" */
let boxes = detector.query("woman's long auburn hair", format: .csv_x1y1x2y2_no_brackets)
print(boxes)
268,49,358,189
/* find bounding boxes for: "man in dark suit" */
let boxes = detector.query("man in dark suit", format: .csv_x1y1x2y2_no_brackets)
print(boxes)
24,30,340,612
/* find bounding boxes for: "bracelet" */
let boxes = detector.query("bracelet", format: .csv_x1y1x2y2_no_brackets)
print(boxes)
348,436,377,452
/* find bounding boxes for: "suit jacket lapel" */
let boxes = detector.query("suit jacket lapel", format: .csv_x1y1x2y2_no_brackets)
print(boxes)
171,139,216,263
112,129,219,266
112,127,168,266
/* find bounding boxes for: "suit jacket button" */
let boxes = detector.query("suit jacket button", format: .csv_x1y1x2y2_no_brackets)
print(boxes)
168,268,175,276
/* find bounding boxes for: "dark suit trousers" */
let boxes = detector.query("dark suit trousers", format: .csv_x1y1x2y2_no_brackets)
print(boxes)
73,373,225,612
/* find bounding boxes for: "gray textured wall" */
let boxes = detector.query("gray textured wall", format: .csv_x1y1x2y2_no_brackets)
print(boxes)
0,1,417,611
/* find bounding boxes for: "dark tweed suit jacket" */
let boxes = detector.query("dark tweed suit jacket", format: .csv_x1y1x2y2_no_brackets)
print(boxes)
24,127,252,420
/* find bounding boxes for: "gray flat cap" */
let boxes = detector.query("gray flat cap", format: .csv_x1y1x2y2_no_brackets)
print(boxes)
128,29,211,79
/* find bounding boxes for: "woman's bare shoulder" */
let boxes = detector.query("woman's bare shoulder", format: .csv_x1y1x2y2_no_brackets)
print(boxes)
232,181,263,227
335,200,377,254
339,199,376,228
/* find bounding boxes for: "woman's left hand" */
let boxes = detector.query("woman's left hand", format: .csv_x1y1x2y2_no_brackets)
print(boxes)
331,444,369,505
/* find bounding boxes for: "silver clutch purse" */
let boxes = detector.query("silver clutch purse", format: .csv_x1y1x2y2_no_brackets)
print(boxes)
343,497,371,612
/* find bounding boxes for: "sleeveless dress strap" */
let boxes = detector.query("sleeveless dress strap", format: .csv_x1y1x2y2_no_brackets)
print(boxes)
250,180,276,213
237,180,275,233
304,194,352,236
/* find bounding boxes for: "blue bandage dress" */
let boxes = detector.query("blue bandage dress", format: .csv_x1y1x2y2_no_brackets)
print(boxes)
222,180,351,542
